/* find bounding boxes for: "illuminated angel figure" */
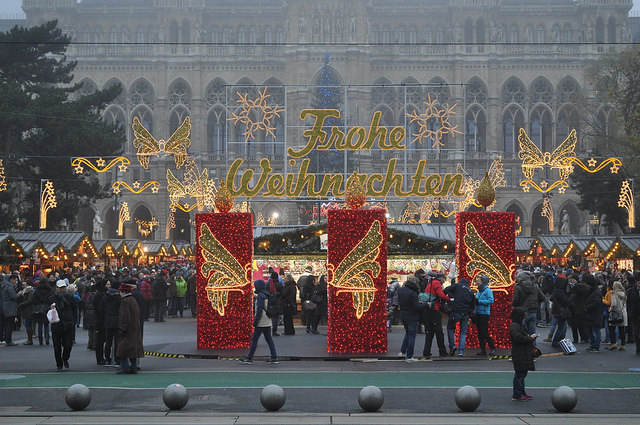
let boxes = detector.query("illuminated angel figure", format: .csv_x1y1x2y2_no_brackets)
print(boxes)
228,87,285,143
132,116,191,169
464,222,515,294
166,157,217,212
199,223,251,316
328,220,383,319
406,94,461,152
518,128,576,180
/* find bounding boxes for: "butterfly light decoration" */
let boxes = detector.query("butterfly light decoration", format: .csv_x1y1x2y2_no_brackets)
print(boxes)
328,220,383,319
199,223,251,316
518,128,577,180
132,116,191,169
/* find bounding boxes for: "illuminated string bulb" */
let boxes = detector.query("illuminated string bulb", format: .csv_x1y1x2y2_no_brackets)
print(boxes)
542,196,554,232
0,159,6,191
118,202,130,236
40,181,57,229
166,212,176,239
618,180,635,229
72,156,129,174
406,93,461,152
228,87,285,143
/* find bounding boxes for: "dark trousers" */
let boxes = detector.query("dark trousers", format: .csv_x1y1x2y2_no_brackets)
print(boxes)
571,319,589,343
141,299,151,320
188,294,197,317
246,326,277,360
86,327,95,349
475,314,496,352
153,299,166,321
513,370,528,398
3,316,15,343
95,328,105,364
312,310,325,332
400,319,418,359
174,297,184,317
423,309,447,357
304,308,315,331
631,319,640,353
104,327,119,363
52,330,73,368
283,305,295,335
608,324,626,345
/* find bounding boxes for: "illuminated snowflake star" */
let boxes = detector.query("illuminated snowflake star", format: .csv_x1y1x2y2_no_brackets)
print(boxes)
228,87,285,143
406,94,461,152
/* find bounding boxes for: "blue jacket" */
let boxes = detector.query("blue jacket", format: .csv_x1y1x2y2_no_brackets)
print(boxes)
475,284,494,315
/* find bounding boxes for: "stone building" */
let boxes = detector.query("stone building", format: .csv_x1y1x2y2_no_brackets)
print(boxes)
17,0,634,242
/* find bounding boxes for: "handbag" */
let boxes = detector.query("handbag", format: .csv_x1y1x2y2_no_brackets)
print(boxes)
441,300,454,315
32,304,47,317
608,308,623,325
559,306,571,320
303,300,317,311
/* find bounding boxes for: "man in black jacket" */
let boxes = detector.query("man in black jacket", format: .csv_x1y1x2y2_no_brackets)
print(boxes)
151,271,167,322
444,278,475,356
583,274,603,352
48,280,77,372
101,280,122,366
626,276,640,355
397,276,426,362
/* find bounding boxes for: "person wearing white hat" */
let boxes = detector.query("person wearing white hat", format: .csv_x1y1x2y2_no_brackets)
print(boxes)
48,280,76,372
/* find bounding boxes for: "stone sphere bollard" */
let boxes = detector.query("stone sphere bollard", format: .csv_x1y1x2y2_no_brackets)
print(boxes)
358,385,384,412
260,384,286,411
163,383,189,410
552,386,577,412
65,384,91,411
455,385,481,412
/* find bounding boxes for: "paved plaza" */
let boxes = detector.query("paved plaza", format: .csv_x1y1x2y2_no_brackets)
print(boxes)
1,318,639,424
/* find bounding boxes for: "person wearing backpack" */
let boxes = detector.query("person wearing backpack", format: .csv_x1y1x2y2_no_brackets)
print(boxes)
444,277,475,356
474,275,496,356
240,279,278,364
267,272,283,336
421,275,450,359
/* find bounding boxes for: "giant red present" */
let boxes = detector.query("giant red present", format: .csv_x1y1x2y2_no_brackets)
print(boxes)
196,212,253,349
327,209,387,353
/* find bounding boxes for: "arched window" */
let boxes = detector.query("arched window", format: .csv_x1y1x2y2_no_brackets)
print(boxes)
530,77,554,105
394,26,405,43
503,107,524,153
181,19,190,43
510,25,519,43
476,19,485,43
132,107,154,134
408,26,417,44
596,17,604,43
169,106,190,133
530,106,553,151
210,26,219,43
82,26,91,43
237,26,246,44
168,79,191,109
207,108,226,157
136,27,145,43
382,26,391,44
608,17,616,43
502,76,527,107
464,18,474,43
110,26,118,43
551,23,561,43
275,26,285,43
536,24,545,43
524,25,533,43
557,106,578,148
466,107,486,152
121,26,129,43
423,26,432,43
249,28,257,44
435,26,444,43
562,23,572,43
264,26,272,44
129,79,154,106
169,20,179,43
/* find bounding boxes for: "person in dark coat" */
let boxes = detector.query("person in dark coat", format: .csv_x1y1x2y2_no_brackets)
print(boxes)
510,307,537,401
282,274,297,335
568,274,589,344
93,279,107,365
32,278,52,345
299,267,316,332
512,270,546,340
550,277,570,347
583,274,603,352
422,275,450,358
151,271,167,322
101,280,122,365
444,277,475,356
186,269,197,318
240,279,278,364
625,276,640,355
311,275,328,334
17,279,35,345
397,276,426,362
1,274,19,346
48,280,77,371
83,284,96,350
267,271,284,336
115,283,144,374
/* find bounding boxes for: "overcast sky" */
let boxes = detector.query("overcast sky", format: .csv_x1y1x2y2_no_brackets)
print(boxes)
1,0,639,18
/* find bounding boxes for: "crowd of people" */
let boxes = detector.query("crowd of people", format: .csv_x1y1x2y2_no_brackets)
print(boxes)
0,263,197,373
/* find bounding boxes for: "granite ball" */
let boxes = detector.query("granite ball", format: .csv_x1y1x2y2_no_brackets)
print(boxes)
260,384,286,411
358,385,384,412
552,386,577,412
455,385,481,412
65,384,91,411
163,383,189,410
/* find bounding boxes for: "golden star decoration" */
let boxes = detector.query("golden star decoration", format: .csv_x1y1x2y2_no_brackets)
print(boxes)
540,180,548,189
96,157,106,167
558,186,567,194
151,185,159,194
74,165,84,174
522,184,530,193
132,181,141,189
588,158,597,168
118,163,128,173
112,186,121,194
610,163,620,174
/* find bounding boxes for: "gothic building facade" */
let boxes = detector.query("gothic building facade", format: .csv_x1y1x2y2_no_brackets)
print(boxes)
19,0,634,242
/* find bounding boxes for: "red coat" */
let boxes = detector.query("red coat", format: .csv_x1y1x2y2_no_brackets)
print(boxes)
424,279,450,311
140,280,153,301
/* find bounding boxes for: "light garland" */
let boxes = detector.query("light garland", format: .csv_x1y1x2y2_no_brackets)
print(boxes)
112,180,161,194
132,116,191,169
72,156,129,174
0,159,6,191
166,211,175,239
327,209,387,354
228,87,285,143
618,180,635,228
196,213,253,349
39,180,57,229
406,94,461,152
117,202,130,236
135,217,158,237
542,196,554,231
456,212,515,349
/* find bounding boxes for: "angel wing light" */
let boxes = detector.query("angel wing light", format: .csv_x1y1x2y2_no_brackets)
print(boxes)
518,128,576,180
464,222,515,294
132,116,191,169
328,220,383,319
199,223,251,315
